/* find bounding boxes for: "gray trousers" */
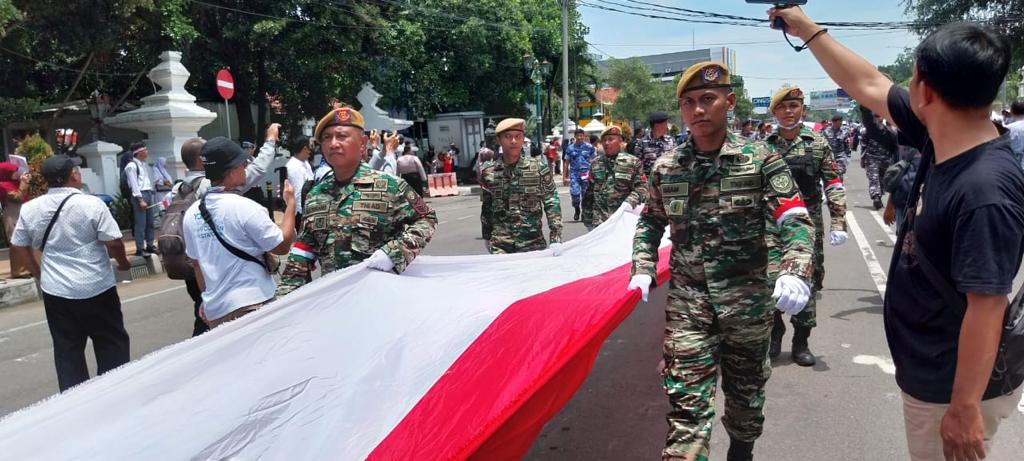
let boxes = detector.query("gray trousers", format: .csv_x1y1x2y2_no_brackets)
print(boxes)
131,190,155,250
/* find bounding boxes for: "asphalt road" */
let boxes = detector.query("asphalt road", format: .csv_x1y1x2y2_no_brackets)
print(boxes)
1,163,1022,460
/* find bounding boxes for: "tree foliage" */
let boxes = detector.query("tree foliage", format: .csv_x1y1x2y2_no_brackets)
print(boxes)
877,48,914,86
0,0,593,143
606,58,663,125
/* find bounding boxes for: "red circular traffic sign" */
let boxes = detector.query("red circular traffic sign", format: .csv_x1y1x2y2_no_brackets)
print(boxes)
216,68,235,100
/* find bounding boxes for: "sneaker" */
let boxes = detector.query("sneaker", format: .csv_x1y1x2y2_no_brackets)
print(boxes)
873,198,883,209
134,250,144,257
145,246,157,254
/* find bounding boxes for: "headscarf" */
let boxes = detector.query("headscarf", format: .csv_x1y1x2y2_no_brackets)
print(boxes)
0,162,21,201
154,157,174,183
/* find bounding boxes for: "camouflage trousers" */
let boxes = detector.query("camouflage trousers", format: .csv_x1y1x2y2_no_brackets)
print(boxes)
834,152,850,178
863,156,890,201
767,208,825,329
661,272,773,460
569,173,588,207
488,233,547,254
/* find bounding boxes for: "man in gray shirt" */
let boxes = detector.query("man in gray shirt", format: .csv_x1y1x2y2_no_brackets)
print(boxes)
10,155,132,392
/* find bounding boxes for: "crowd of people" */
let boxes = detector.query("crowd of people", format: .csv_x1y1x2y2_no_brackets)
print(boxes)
3,5,1024,461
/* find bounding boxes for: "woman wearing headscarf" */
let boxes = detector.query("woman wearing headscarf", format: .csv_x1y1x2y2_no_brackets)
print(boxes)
0,162,31,278
152,157,175,208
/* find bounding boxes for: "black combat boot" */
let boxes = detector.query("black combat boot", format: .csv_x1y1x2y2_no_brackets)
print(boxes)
873,197,883,209
727,438,755,461
791,326,816,367
769,311,785,359
573,205,581,221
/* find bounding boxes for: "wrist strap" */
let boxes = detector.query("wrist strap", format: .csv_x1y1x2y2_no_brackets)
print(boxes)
785,28,828,53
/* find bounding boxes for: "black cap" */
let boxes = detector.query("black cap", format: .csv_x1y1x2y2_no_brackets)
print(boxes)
831,115,844,122
202,137,251,180
41,155,78,185
649,111,669,124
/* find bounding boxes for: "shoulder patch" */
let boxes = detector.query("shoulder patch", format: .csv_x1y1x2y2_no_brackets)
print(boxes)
769,174,794,193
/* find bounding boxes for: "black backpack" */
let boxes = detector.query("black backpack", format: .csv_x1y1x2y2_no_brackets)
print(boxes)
157,177,205,280
118,151,134,198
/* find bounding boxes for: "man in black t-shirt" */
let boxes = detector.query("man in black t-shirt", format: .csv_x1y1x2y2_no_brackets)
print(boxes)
770,7,1024,461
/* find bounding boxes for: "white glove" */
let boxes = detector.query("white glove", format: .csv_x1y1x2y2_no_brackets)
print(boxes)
628,203,645,216
366,249,395,272
773,274,810,315
830,230,849,246
549,242,564,256
627,274,653,302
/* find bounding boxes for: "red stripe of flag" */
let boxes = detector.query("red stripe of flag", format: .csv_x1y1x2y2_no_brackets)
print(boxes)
368,247,671,460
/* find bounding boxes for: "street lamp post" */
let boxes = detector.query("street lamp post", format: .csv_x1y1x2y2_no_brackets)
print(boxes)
523,55,552,152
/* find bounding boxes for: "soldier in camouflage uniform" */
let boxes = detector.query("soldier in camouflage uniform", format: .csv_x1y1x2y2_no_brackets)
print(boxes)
479,118,563,254
858,104,897,209
633,111,678,177
822,115,851,177
764,87,849,367
628,62,815,461
277,107,437,297
581,125,646,229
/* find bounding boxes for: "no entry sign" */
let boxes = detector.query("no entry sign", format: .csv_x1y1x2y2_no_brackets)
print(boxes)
216,69,235,100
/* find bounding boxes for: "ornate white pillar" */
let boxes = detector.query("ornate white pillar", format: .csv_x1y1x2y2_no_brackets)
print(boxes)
104,51,217,180
76,140,122,196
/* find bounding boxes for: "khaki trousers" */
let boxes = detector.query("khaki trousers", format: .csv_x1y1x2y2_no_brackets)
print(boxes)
901,385,1022,460
205,300,270,329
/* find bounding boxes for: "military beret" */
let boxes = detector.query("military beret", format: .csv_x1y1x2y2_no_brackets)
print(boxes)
770,86,805,112
648,111,668,124
314,107,366,139
600,125,623,138
676,62,732,98
495,118,526,135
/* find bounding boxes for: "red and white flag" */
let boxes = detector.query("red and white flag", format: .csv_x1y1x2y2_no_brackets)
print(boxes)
0,210,670,460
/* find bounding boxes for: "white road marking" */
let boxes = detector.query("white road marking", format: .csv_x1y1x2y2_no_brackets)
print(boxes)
846,212,888,299
853,354,896,375
456,215,473,221
869,210,897,244
13,351,44,363
0,286,185,336
1018,393,1023,415
438,221,449,225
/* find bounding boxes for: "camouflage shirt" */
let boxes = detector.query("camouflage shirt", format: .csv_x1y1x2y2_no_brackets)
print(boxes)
276,163,437,297
581,150,646,228
633,134,677,176
822,126,851,157
765,127,847,231
631,132,815,286
479,154,562,253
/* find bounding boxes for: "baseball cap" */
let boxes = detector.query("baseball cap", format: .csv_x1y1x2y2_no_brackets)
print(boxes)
202,137,252,181
41,155,79,185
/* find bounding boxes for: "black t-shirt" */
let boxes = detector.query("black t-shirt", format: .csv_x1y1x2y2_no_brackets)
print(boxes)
885,86,1024,403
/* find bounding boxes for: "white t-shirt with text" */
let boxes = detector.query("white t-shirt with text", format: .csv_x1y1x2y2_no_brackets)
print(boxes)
183,192,283,320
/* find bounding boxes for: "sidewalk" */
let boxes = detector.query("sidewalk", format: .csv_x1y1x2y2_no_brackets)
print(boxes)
0,236,162,308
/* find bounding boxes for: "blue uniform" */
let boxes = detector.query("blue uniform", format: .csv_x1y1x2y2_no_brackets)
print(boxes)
564,141,596,207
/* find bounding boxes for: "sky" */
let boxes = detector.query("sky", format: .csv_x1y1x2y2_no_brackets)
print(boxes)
579,0,921,99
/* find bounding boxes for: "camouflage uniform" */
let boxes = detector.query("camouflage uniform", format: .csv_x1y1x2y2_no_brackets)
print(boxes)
634,134,678,177
563,141,595,209
765,127,847,329
822,126,851,177
276,163,437,297
479,155,563,253
861,127,896,202
580,150,646,229
632,132,815,460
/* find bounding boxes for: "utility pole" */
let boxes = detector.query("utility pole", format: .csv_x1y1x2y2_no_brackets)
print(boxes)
561,0,571,155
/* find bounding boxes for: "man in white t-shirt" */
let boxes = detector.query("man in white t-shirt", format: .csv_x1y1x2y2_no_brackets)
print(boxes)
183,137,296,327
285,135,314,226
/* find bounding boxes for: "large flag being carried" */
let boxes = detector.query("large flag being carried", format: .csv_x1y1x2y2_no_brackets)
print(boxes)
0,210,670,460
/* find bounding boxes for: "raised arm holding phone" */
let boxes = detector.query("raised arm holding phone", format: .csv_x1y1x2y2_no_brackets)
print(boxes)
765,7,1024,461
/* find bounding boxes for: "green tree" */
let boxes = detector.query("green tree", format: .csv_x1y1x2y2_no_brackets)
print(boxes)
605,57,667,126
732,75,754,122
878,47,914,86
